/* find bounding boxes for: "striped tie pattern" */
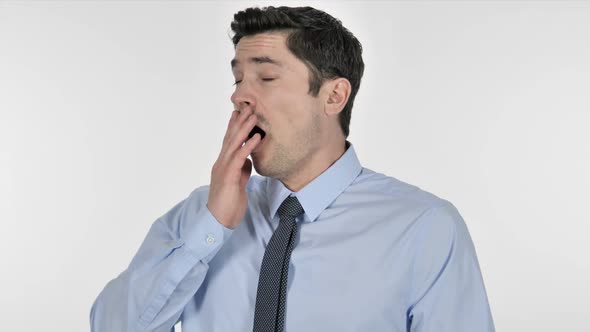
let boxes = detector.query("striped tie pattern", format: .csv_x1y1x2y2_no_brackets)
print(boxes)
253,196,304,332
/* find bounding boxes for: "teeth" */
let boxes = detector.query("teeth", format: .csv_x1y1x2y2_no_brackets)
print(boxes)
248,125,266,140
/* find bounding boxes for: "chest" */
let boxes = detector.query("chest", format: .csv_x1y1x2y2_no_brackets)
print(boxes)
186,217,414,331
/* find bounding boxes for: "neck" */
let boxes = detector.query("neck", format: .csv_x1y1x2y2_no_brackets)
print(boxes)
281,139,347,192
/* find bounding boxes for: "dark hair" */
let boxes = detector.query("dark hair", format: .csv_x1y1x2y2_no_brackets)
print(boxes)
230,6,364,139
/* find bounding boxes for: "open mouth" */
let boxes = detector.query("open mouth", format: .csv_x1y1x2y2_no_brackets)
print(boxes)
248,125,266,141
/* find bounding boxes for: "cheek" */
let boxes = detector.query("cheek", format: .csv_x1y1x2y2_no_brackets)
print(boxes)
262,84,318,136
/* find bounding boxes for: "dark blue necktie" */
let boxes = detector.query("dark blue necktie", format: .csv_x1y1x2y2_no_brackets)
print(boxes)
253,196,304,332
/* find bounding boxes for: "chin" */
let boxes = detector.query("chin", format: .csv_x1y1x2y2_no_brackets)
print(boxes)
252,156,275,178
251,155,266,176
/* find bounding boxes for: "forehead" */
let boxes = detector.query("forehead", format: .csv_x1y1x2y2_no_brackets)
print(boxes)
231,32,299,72
236,32,288,54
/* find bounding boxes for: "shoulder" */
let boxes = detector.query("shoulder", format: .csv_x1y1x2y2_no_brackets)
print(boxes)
345,167,471,246
346,166,457,216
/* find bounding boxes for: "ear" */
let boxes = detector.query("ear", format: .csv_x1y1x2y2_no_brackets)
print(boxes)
323,78,351,116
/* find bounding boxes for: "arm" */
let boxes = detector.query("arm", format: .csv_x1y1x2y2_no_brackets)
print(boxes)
90,108,262,331
407,202,495,332
89,186,234,332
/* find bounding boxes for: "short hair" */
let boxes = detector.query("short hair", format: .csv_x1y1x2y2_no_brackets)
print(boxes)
230,6,365,138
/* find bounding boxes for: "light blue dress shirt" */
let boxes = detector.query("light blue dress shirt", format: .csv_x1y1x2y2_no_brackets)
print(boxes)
90,141,495,332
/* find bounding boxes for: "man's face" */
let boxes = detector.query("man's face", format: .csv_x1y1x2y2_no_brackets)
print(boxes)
231,32,325,180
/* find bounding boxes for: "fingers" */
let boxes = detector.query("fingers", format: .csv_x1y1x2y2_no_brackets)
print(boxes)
224,110,240,133
230,132,261,170
233,109,254,135
233,112,257,150
221,110,257,158
218,108,259,169
222,110,245,145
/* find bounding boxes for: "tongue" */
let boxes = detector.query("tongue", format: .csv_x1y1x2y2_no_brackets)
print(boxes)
248,125,266,140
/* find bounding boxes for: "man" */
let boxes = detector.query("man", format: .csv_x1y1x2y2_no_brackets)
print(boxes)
90,5,495,332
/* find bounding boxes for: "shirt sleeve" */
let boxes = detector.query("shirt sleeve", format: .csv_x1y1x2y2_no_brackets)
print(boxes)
407,201,495,332
89,186,235,332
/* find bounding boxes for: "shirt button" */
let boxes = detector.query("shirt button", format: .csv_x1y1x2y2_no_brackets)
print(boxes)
206,235,216,245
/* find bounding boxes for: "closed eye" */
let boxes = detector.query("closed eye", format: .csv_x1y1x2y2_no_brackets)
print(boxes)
232,78,276,86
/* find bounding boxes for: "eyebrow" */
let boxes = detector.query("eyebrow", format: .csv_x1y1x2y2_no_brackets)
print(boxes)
231,56,284,69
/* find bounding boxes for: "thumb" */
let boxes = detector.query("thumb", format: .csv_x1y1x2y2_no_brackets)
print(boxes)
240,157,253,189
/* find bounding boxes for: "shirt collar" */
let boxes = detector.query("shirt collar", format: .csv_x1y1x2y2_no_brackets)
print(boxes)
265,140,362,223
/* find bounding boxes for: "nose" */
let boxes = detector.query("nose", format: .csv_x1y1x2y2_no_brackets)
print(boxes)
230,81,256,112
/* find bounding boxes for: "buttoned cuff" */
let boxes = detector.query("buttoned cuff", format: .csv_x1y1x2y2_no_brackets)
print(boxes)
183,204,235,264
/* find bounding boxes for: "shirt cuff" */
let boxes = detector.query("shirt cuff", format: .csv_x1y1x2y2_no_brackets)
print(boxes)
183,204,235,264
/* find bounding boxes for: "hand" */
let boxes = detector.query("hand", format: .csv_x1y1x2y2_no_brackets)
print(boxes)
207,109,262,229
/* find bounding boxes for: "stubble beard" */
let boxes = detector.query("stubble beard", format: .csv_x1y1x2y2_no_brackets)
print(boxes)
252,139,297,180
253,114,321,182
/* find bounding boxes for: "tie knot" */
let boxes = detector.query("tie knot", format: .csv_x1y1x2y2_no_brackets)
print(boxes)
278,196,304,219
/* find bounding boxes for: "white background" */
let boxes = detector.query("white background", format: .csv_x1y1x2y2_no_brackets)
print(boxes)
1,1,589,331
